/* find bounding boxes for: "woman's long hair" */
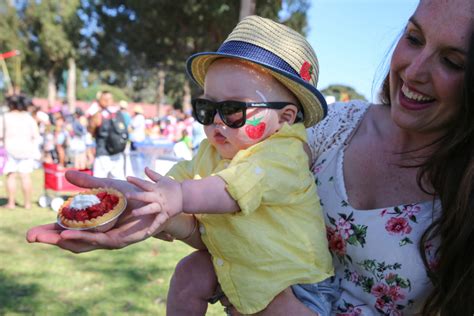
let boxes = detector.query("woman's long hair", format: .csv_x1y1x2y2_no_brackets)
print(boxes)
379,32,474,315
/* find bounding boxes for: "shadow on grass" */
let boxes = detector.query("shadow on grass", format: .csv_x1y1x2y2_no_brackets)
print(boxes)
59,248,172,314
0,270,40,314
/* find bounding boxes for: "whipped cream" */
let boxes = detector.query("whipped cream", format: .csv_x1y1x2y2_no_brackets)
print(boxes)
70,194,100,210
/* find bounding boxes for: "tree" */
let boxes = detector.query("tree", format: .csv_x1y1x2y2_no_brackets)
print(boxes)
0,1,83,108
0,1,27,94
240,0,256,20
24,0,82,108
80,0,310,110
321,84,367,102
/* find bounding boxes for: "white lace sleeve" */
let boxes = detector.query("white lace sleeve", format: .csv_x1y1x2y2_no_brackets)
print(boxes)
306,100,370,166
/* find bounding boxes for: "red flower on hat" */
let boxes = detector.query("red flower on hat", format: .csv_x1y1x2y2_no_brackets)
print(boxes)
300,61,313,82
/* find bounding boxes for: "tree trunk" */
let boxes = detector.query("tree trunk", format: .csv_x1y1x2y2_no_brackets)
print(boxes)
67,57,76,112
239,0,256,20
183,79,192,113
47,68,56,109
157,68,166,116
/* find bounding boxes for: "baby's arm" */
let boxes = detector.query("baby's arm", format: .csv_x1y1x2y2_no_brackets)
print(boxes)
126,167,239,239
159,213,206,249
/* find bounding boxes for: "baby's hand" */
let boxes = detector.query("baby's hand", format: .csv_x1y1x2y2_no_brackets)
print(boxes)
126,167,183,236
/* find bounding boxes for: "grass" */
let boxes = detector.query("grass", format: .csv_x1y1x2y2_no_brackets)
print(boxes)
0,170,222,315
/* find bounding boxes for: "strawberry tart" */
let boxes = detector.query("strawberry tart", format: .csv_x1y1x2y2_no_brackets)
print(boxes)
57,188,126,231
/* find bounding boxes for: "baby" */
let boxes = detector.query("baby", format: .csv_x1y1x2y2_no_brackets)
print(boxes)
127,15,336,315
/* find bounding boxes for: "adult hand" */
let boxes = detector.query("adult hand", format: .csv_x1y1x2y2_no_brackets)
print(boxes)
26,170,158,253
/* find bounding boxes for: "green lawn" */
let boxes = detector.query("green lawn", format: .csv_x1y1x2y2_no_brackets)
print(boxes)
0,170,222,315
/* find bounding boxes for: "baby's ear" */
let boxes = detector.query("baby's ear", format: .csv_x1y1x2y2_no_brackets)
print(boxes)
279,104,298,124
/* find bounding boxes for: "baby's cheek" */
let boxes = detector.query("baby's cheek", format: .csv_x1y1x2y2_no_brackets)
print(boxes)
242,111,277,141
234,129,262,148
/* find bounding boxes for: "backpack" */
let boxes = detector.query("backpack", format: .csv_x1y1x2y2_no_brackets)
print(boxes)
105,111,129,155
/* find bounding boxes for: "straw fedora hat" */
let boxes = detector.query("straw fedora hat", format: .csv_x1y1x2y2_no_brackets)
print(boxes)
186,15,327,127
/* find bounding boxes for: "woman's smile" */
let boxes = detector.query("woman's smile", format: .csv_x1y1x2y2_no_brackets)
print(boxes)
398,83,434,111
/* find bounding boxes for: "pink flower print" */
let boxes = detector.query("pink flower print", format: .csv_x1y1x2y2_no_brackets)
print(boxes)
385,272,397,283
388,285,405,301
350,271,359,283
385,301,403,316
337,218,353,238
375,297,386,310
337,218,352,230
337,306,363,316
328,230,346,256
403,204,421,217
390,310,403,316
371,283,389,298
385,217,412,235
326,225,336,240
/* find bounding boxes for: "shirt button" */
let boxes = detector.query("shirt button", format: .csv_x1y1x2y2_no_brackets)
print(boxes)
216,258,224,266
199,225,205,234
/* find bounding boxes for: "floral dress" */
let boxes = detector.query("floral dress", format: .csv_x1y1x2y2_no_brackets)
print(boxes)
307,101,439,316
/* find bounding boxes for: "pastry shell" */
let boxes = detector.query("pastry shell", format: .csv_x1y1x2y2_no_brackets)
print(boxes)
57,188,127,232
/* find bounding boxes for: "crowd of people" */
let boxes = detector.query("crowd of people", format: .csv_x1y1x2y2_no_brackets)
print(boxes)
0,91,205,209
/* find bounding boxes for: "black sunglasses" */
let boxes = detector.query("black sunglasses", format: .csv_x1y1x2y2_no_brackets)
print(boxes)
191,98,291,128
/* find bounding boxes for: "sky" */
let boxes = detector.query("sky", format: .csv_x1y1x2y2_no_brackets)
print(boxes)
306,0,419,102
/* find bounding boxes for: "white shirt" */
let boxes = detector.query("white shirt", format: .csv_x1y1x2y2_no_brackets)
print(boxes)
130,114,146,142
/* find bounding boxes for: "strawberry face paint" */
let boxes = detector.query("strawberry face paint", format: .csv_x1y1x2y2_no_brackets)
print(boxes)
245,116,266,139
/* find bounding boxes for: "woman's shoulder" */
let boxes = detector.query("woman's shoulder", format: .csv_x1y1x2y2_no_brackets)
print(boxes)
306,100,372,162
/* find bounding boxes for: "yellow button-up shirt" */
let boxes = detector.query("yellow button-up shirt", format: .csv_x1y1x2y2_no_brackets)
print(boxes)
167,123,333,314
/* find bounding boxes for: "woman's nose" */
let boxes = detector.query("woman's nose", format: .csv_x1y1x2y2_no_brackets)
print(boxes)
404,50,431,84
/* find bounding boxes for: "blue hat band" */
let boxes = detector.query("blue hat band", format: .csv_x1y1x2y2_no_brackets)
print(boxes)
217,41,300,78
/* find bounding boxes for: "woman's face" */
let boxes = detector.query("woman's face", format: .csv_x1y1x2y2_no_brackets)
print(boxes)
389,0,473,135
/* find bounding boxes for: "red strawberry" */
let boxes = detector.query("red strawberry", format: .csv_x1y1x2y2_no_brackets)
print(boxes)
75,210,89,221
97,192,107,200
299,61,313,82
245,116,266,139
62,207,72,219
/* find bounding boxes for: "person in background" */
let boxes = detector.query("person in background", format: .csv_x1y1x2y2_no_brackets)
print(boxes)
0,95,40,209
191,118,206,156
42,124,56,164
68,108,88,169
129,105,146,151
85,91,102,117
84,129,95,170
119,100,132,127
52,112,69,168
27,104,47,167
88,90,127,179
172,128,192,160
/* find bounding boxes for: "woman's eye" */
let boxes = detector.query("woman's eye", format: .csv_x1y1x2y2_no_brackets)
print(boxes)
405,34,423,46
442,57,464,71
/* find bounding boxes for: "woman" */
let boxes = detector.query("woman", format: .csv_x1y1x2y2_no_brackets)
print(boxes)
1,95,40,209
27,0,474,314
259,0,474,314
